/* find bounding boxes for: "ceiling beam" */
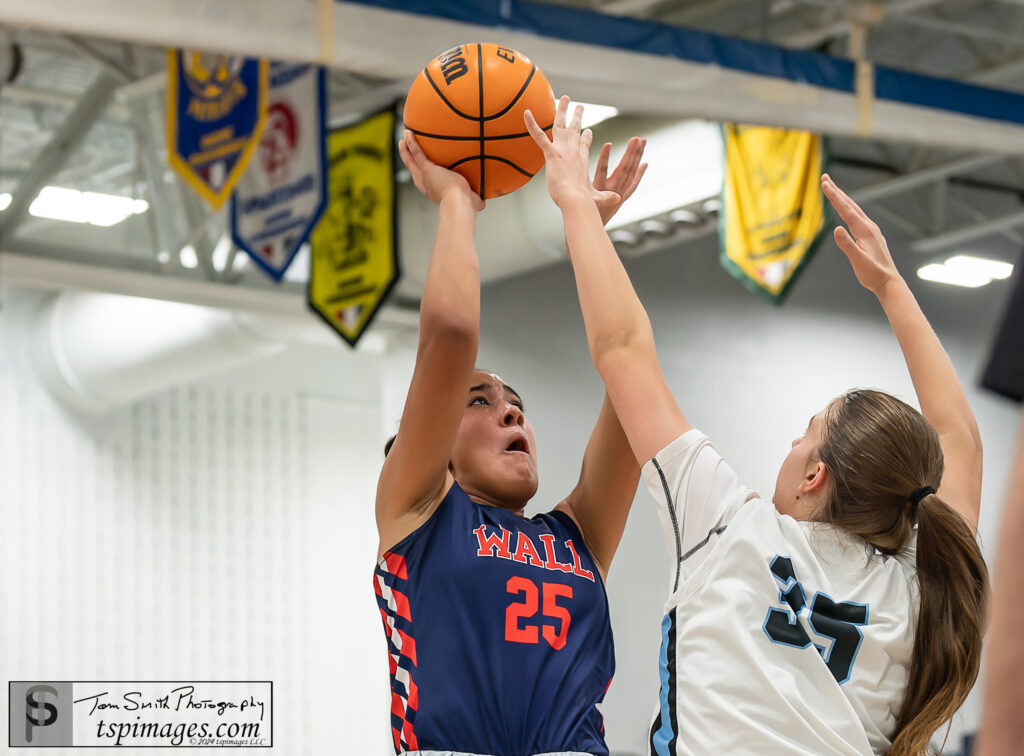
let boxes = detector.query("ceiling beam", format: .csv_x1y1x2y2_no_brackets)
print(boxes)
910,207,1024,252
966,56,1024,86
61,34,134,83
600,0,665,16
781,0,945,48
848,153,1006,203
890,12,1024,48
0,249,420,331
661,0,752,25
0,72,119,242
668,150,1008,251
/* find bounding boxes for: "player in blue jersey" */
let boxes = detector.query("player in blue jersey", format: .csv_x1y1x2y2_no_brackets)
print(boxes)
373,127,647,756
526,97,987,756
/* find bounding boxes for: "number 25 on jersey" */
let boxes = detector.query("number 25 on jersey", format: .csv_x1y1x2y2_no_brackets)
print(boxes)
505,576,573,650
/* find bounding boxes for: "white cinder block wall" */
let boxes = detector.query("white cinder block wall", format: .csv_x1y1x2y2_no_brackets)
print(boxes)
3,226,1019,756
0,287,392,755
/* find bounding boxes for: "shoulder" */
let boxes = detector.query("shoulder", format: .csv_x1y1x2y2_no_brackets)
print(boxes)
376,478,470,560
643,428,710,476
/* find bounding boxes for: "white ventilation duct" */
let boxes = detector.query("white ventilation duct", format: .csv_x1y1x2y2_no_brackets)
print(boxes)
30,291,343,413
395,116,724,294
25,115,720,413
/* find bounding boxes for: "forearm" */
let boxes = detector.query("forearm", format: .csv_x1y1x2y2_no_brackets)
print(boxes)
419,193,481,342
976,413,1024,756
561,194,657,367
875,276,980,444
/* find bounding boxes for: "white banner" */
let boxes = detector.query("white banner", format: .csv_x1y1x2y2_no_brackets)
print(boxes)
232,62,327,281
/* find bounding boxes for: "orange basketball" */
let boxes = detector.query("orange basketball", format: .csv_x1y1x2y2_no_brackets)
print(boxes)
404,43,555,199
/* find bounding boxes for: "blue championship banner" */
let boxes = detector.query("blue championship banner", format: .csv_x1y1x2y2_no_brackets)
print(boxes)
167,51,268,210
308,108,399,347
720,124,827,303
231,63,327,282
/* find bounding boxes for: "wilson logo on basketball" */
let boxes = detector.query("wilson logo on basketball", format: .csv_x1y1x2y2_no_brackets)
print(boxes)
438,46,468,85
404,42,556,199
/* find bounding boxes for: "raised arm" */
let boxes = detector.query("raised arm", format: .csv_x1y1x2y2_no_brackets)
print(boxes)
554,138,647,579
976,408,1024,756
525,97,692,466
821,174,983,531
375,132,485,556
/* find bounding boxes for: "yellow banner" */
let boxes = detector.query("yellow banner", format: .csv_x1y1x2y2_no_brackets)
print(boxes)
720,124,826,303
309,108,399,346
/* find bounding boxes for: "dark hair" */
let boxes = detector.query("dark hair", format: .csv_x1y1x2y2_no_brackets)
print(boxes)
816,389,988,756
382,368,523,460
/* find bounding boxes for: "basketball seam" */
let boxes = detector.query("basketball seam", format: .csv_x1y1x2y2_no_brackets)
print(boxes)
483,64,538,121
477,43,485,198
422,65,477,122
405,125,553,141
446,154,535,178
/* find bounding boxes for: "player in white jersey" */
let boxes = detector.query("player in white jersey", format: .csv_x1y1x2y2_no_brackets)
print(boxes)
526,98,988,756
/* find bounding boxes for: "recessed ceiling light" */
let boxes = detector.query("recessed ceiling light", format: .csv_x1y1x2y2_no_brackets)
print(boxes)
565,101,619,130
917,254,1014,288
26,186,148,227
179,245,199,270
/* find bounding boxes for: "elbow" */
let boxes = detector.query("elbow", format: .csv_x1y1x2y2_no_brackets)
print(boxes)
955,416,984,458
590,321,656,376
419,312,478,352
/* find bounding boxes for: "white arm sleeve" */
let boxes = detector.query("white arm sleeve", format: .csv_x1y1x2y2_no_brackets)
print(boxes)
642,429,760,592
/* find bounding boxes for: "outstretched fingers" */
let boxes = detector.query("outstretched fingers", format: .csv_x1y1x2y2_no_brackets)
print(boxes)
615,138,646,187
597,137,647,201
822,173,878,240
624,162,648,198
833,225,861,258
524,108,553,155
553,94,570,129
579,128,594,160
568,102,584,134
594,143,611,185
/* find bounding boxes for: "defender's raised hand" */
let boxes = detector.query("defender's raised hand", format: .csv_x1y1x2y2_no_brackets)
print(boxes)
593,136,647,225
525,96,613,209
822,173,899,294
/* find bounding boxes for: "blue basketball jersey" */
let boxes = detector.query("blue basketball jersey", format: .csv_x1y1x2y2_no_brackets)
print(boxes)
373,481,615,756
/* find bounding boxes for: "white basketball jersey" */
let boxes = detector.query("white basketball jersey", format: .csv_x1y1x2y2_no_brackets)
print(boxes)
643,430,918,756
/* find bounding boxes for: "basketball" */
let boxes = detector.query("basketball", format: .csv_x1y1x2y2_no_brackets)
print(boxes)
403,43,556,199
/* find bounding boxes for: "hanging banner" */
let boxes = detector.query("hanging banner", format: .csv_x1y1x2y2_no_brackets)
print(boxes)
231,63,327,281
720,124,826,303
309,108,399,346
167,50,268,210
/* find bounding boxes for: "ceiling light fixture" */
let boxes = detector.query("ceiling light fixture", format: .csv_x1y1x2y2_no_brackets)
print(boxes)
26,186,148,227
567,101,619,130
179,245,199,270
917,254,1014,288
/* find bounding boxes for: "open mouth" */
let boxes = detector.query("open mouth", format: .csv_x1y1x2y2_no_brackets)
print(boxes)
505,438,528,454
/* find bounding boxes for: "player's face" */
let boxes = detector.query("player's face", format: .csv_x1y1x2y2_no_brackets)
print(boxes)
450,371,539,511
773,407,827,520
